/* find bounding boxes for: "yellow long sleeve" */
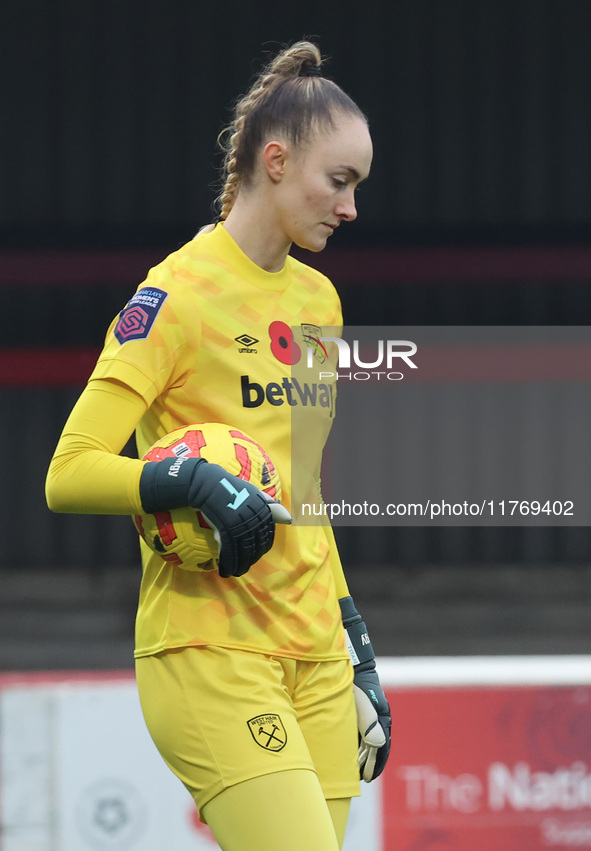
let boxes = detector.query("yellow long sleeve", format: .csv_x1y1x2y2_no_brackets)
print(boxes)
45,378,148,515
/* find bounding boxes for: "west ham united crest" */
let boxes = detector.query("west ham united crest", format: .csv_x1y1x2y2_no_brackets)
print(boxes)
247,714,287,751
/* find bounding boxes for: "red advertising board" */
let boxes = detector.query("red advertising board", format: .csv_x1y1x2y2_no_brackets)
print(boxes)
383,685,591,850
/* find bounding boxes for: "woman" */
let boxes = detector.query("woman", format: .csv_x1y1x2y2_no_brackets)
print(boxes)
46,41,390,851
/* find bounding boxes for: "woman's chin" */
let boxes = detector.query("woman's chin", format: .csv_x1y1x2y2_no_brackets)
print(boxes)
293,235,328,253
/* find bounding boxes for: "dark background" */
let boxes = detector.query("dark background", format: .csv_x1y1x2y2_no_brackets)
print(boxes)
2,0,591,666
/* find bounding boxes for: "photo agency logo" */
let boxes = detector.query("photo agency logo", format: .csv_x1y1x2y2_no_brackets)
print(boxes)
303,331,418,381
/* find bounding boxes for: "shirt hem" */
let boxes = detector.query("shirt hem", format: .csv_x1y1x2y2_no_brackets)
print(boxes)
133,638,350,663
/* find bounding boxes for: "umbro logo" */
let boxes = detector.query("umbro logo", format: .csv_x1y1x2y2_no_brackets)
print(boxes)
235,333,259,353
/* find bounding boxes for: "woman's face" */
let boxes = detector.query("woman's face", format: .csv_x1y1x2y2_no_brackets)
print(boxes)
273,113,373,252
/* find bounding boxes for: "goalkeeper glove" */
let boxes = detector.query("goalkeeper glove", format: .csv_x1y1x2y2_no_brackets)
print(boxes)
339,595,391,782
140,456,290,578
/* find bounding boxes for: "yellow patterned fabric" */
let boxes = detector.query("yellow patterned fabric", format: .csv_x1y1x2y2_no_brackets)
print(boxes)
90,224,348,661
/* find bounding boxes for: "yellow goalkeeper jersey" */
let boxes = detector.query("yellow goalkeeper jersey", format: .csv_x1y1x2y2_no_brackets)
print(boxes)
90,223,347,662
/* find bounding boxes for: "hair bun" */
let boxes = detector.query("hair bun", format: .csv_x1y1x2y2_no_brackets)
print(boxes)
268,40,322,79
300,63,323,78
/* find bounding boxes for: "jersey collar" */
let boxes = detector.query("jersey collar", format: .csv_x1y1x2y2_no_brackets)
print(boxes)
204,223,293,292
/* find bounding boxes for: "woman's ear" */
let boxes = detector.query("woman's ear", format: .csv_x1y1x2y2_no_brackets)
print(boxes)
262,141,288,183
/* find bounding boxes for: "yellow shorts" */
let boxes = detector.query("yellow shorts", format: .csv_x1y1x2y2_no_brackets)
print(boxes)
135,645,359,813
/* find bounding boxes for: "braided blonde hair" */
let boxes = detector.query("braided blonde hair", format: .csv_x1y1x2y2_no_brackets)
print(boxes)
216,41,366,220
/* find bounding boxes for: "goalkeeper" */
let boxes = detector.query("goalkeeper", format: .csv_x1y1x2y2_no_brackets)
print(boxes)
46,40,390,851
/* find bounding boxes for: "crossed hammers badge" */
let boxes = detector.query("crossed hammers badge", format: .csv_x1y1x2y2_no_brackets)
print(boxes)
247,714,287,752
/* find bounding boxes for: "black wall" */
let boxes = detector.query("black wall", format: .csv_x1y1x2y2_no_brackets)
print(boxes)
3,0,591,246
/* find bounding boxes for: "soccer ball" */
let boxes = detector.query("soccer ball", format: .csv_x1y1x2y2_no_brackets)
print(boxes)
133,423,281,571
